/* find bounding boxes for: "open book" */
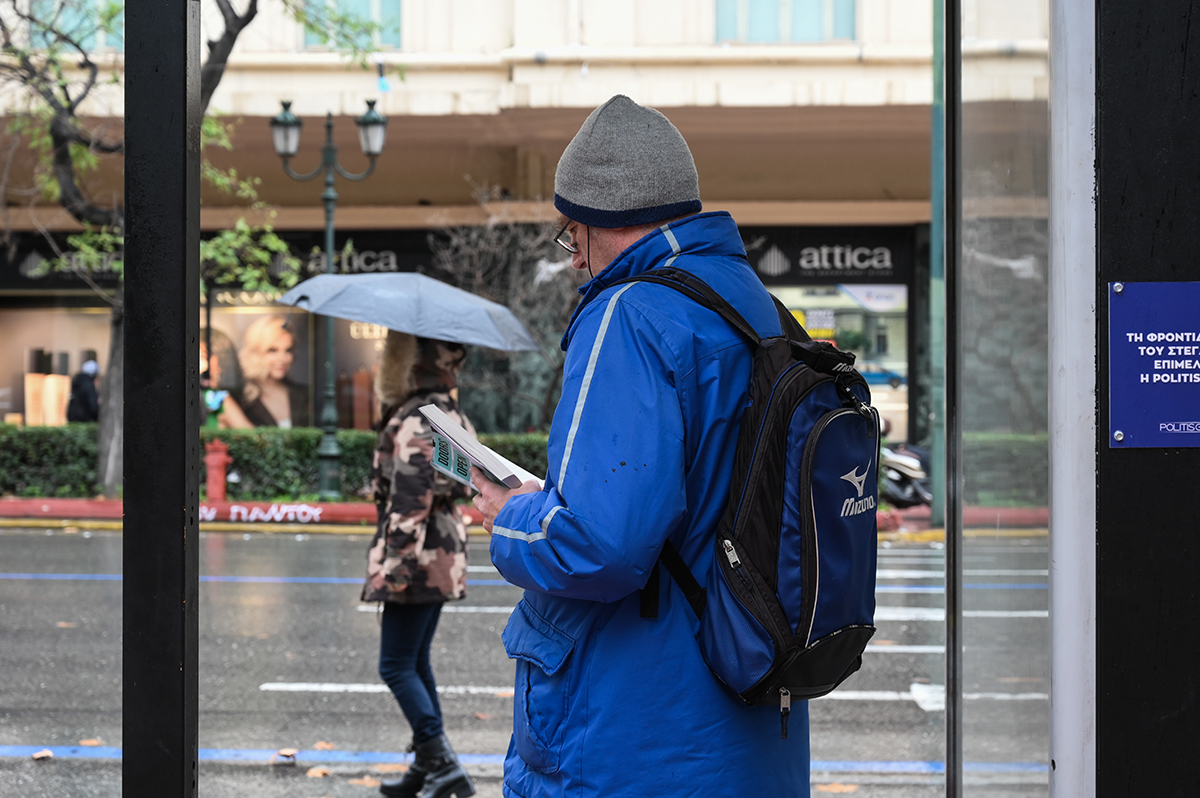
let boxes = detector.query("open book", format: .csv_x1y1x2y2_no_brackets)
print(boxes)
419,404,544,490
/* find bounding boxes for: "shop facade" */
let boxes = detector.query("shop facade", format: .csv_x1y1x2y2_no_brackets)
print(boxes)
1,220,926,437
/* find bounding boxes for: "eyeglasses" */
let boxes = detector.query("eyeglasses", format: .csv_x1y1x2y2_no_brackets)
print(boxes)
554,222,580,254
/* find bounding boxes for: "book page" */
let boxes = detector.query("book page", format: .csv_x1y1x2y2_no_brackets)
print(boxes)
419,404,543,490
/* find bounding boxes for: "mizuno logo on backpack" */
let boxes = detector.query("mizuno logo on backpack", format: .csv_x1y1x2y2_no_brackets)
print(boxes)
841,495,877,517
620,267,880,741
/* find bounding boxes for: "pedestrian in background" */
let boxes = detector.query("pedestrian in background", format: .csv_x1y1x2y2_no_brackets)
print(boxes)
362,330,476,798
66,359,100,422
472,95,810,797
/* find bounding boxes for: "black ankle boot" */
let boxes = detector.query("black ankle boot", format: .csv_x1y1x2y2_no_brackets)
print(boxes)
379,740,428,798
414,734,475,798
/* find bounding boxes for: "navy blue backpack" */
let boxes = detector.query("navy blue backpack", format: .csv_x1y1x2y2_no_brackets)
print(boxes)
625,268,880,738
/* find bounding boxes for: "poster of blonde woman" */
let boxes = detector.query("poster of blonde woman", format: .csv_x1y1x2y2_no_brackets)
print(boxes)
217,313,311,428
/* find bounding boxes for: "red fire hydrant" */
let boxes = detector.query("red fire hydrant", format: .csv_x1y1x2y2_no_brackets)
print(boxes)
204,439,233,502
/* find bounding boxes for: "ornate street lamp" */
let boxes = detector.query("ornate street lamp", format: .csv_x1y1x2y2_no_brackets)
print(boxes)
270,99,387,499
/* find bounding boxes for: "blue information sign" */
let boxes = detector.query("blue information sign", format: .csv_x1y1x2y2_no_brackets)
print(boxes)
1109,281,1200,448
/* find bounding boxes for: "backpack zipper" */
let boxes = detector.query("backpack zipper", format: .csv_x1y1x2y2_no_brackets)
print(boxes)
779,687,792,739
729,359,813,537
722,538,742,569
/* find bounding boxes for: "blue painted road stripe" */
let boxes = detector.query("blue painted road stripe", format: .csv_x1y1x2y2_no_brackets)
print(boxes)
0,573,1043,590
0,745,1047,773
0,573,512,587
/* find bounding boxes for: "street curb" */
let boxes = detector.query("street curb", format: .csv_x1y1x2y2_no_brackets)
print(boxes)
0,517,495,542
0,517,1048,543
880,528,1050,543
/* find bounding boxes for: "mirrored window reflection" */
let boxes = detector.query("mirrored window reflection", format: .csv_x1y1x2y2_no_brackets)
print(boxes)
959,0,1051,791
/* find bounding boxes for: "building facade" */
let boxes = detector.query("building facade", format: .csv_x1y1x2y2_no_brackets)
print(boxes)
0,0,1046,439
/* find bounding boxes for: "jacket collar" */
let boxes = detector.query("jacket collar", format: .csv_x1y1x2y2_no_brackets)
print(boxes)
562,212,746,350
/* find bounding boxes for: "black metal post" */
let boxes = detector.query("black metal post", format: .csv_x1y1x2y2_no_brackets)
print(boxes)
317,114,342,499
942,0,964,793
123,0,201,794
279,110,377,499
1096,0,1200,791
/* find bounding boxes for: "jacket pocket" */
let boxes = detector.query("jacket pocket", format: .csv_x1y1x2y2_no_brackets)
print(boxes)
502,600,576,774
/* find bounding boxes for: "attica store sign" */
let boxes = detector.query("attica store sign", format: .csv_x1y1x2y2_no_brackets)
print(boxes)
742,226,914,285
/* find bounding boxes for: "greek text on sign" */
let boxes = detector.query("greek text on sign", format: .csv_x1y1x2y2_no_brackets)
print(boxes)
1108,282,1200,448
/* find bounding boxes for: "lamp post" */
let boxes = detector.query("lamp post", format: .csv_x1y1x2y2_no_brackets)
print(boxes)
270,99,387,499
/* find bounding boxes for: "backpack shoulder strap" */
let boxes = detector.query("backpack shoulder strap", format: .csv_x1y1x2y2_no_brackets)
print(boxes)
613,267,765,346
617,268,857,377
640,540,707,620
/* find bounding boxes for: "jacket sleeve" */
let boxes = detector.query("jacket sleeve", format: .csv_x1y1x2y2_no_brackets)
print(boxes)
490,289,688,603
376,405,466,588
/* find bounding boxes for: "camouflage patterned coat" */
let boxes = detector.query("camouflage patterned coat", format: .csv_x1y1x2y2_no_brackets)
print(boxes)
361,339,473,604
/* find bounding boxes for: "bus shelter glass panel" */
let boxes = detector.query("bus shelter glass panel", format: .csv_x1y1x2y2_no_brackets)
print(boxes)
959,0,1051,791
0,251,123,792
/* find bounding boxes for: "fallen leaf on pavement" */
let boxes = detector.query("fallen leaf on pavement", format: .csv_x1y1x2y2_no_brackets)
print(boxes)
473,712,493,720
370,763,409,774
78,739,103,746
305,766,331,778
349,777,382,786
816,784,859,793
31,750,53,761
312,741,335,750
56,622,77,628
269,748,299,765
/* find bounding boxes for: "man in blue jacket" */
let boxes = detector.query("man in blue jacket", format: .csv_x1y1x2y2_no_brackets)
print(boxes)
472,95,810,798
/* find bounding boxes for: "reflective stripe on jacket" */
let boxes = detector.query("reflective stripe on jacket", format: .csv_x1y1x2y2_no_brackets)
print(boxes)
491,212,811,798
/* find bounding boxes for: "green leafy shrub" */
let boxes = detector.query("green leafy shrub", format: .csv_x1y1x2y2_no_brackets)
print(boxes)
199,427,377,501
0,423,99,498
2,425,1046,507
962,432,1048,506
479,432,549,480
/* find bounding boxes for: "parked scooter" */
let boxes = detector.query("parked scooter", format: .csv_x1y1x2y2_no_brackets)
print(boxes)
879,443,932,508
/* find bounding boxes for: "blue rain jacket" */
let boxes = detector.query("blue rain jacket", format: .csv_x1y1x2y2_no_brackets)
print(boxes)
490,212,811,798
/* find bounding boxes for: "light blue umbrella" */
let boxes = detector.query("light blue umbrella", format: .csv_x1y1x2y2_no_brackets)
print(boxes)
278,273,539,352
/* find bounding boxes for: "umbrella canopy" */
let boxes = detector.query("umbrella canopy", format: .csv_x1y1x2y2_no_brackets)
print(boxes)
277,273,539,352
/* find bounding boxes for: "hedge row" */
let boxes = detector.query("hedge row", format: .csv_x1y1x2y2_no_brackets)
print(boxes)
1,424,1045,505
0,423,99,498
0,424,550,501
962,432,1049,506
200,428,550,501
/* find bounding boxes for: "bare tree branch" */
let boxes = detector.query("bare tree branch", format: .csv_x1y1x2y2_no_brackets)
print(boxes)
201,0,257,113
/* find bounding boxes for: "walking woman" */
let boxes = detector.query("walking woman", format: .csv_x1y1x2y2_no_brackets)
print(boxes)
362,331,476,798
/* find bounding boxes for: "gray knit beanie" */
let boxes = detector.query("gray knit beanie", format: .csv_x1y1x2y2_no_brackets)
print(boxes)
554,95,701,228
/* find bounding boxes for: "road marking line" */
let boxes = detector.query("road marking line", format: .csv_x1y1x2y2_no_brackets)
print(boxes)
356,606,1045,621
865,645,944,653
875,607,1048,621
820,687,1047,709
355,605,515,613
0,745,1047,775
877,569,1048,579
256,682,1044,710
0,573,512,587
259,682,515,696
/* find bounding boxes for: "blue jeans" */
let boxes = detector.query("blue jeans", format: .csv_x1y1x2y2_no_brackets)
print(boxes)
379,601,444,744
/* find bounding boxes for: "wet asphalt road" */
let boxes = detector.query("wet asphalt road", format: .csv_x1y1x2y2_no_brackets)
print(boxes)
0,527,1049,797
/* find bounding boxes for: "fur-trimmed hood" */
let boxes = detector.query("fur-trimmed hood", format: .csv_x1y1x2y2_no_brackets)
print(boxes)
375,331,466,407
